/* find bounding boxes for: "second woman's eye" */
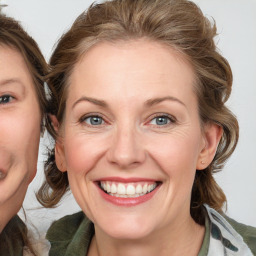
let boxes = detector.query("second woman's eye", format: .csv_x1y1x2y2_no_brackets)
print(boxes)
0,95,14,104
149,115,175,126
84,116,104,126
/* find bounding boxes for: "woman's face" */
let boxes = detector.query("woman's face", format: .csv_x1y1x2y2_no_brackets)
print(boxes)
56,40,217,240
0,46,41,231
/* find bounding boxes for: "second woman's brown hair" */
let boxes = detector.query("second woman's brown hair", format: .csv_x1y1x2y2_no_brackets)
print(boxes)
37,0,238,225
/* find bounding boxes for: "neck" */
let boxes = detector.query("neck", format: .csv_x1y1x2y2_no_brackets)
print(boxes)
88,215,205,256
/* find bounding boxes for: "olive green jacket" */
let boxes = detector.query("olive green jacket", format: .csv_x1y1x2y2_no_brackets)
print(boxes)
47,206,256,256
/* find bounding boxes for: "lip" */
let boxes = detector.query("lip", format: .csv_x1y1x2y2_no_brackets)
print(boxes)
95,177,161,207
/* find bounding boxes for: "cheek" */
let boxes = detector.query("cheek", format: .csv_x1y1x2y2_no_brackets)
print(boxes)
0,114,40,152
147,132,202,178
23,120,41,182
18,127,40,184
147,135,201,207
20,111,41,150
0,108,41,199
64,134,106,175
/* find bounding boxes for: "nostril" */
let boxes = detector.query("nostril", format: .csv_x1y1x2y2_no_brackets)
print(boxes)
106,144,146,168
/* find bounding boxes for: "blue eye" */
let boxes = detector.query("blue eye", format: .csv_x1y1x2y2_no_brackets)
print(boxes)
84,116,104,126
150,116,172,126
0,95,13,104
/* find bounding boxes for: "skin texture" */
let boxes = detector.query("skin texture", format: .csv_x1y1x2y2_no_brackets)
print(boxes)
0,46,41,233
55,40,222,256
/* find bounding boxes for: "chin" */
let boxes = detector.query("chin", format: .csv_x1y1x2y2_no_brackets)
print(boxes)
95,215,157,240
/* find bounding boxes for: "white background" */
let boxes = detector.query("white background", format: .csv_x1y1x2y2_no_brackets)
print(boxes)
1,0,256,238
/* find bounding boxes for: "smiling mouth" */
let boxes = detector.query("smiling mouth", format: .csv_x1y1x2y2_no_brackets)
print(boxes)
99,181,160,198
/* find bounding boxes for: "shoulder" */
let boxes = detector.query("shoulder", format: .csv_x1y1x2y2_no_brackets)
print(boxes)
204,204,256,255
6,214,26,232
0,215,25,256
47,211,94,256
224,215,256,254
47,211,86,241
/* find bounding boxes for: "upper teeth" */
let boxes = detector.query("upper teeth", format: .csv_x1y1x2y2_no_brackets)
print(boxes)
100,181,157,198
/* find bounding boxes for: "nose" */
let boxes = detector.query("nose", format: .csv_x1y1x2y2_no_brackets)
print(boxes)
106,125,146,169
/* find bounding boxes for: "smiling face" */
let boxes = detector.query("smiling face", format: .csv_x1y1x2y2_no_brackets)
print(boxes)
56,40,219,240
0,45,41,232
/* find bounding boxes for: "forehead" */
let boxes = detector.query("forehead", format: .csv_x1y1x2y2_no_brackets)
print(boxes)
0,45,35,88
0,45,29,77
68,40,197,105
0,45,41,111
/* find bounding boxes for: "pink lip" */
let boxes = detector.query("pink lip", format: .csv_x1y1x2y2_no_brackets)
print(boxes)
95,179,161,207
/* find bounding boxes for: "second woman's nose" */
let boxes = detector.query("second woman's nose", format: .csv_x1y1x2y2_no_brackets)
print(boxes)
106,124,146,170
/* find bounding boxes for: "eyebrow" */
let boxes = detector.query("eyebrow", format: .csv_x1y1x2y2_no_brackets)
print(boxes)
72,95,186,110
72,96,108,109
0,78,26,94
0,78,23,86
145,96,186,108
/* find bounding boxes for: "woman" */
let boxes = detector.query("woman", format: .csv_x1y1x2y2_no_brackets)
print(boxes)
38,0,256,255
0,11,48,255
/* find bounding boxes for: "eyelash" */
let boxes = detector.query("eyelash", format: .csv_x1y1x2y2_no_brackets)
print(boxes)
79,113,176,128
147,113,176,127
79,113,107,127
0,95,15,105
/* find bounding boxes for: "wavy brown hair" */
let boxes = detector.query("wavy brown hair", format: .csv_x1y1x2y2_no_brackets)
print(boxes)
37,0,239,225
0,12,48,255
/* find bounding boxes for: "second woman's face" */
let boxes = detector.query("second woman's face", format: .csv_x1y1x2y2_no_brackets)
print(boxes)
0,46,41,231
57,40,207,239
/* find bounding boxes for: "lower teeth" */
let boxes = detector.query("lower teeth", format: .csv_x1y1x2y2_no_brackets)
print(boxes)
108,193,146,198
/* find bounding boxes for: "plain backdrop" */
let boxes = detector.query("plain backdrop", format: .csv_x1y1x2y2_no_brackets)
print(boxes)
1,0,256,239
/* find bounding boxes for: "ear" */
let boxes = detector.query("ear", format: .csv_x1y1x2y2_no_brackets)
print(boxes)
49,114,59,132
197,123,223,170
49,115,67,173
55,141,67,173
